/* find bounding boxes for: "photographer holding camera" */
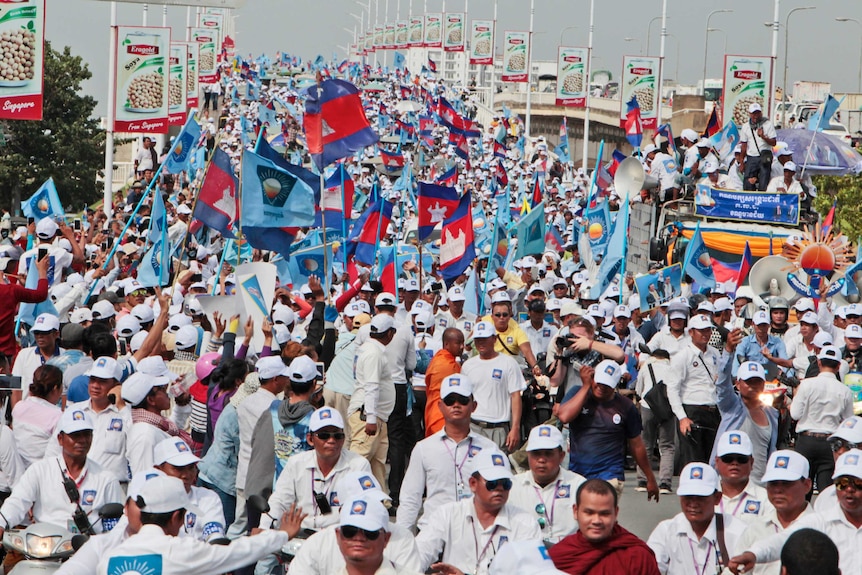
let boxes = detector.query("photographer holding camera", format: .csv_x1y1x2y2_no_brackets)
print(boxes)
739,103,777,191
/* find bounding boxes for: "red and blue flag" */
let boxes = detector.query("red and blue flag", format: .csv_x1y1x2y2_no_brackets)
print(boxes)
380,148,406,171
439,192,475,286
417,182,460,241
624,95,643,148
437,165,458,187
608,149,627,178
427,58,437,73
736,240,753,288
702,105,720,138
193,147,238,238
493,140,507,159
346,199,394,265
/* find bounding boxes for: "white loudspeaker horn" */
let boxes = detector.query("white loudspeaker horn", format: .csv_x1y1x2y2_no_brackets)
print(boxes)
748,255,797,302
613,157,646,201
832,269,862,306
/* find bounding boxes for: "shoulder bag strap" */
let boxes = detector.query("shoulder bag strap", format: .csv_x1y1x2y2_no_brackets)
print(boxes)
715,513,730,569
496,333,518,356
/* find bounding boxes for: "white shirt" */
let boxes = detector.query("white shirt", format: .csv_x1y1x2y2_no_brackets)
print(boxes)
396,430,498,531
267,448,371,530
813,483,839,515
12,396,61,468
97,524,288,575
127,421,170,475
740,120,777,156
0,456,124,533
387,323,417,384
46,400,133,482
12,346,66,400
0,424,23,491
415,499,542,575
135,146,155,171
461,354,526,424
287,521,421,575
735,504,816,575
56,521,131,575
507,467,585,542
520,320,555,360
790,372,854,434
666,343,722,420
747,506,862,575
180,484,226,542
19,245,73,286
236,388,277,489
636,356,672,409
766,176,803,194
647,512,747,575
435,309,478,340
412,333,441,389
350,338,395,424
716,481,773,525
647,327,691,358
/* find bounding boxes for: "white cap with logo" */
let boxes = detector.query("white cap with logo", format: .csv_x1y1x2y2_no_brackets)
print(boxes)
593,360,623,388
716,430,753,457
830,416,862,444
677,462,719,496
339,497,390,532
833,448,862,480
136,475,190,513
309,407,345,432
526,425,564,452
154,437,201,467
469,449,513,481
59,408,95,435
761,450,810,483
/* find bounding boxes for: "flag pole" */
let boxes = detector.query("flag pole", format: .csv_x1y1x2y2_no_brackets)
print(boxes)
340,163,349,288
585,139,605,208
480,214,499,315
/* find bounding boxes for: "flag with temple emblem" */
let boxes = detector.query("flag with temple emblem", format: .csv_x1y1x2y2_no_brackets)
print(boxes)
607,149,627,178
702,105,720,138
317,164,354,229
624,95,643,148
419,116,435,147
439,193,475,286
493,140,507,160
437,165,458,186
427,58,437,72
346,199,394,265
417,182,460,241
494,161,509,187
531,174,543,208
304,79,379,170
194,147,238,239
379,148,406,171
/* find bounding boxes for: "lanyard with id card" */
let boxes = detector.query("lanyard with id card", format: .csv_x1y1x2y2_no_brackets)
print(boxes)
444,437,473,501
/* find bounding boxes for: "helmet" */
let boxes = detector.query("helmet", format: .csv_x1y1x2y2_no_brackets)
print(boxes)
196,352,221,381
768,297,789,311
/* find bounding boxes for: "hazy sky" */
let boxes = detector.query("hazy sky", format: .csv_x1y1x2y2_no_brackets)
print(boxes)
50,0,862,116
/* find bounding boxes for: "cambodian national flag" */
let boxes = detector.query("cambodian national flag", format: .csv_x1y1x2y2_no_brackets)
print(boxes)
193,148,238,238
531,174,543,208
419,116,435,147
337,59,349,73
493,140,507,160
624,95,643,148
399,85,412,99
317,164,355,229
822,202,836,237
607,149,627,178
454,135,470,161
437,165,458,187
380,148,406,171
303,79,379,170
427,58,437,73
702,105,720,138
545,225,564,252
417,182,460,241
378,246,397,294
657,123,676,155
736,240,753,288
346,199,394,265
495,161,509,187
439,193,475,286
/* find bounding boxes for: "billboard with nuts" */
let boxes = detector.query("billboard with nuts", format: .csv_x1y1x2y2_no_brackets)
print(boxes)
184,41,199,109
396,20,409,49
168,43,188,126
443,13,464,52
424,13,442,48
556,46,588,107
619,55,660,129
189,26,218,84
0,0,45,121
409,17,423,46
384,23,395,50
502,31,529,82
722,55,772,128
113,26,170,134
469,20,493,65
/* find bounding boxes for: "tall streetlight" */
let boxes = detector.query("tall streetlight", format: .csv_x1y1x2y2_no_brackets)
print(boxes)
707,28,727,56
836,17,862,93
702,9,732,94
666,33,680,82
624,37,642,55
524,0,535,137
656,0,668,127
646,15,668,55
559,25,577,46
582,0,595,170
782,6,816,126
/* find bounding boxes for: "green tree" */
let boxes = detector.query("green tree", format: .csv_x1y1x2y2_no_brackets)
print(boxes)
0,41,103,211
813,174,862,240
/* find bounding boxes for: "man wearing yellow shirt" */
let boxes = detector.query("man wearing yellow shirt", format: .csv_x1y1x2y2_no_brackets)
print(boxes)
484,292,543,380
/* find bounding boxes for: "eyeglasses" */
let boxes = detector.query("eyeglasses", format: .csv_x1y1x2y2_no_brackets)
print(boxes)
829,438,859,453
314,432,345,441
443,394,471,406
340,525,383,540
130,290,148,297
493,313,510,318
834,477,862,492
719,454,751,465
484,478,513,491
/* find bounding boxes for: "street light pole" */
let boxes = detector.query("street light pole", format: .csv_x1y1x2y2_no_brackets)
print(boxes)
782,6,815,127
707,28,727,55
582,0,595,169
646,15,667,55
524,0,535,137
656,0,667,126
836,17,862,93
559,25,577,47
666,33,679,82
624,37,642,55
702,9,732,95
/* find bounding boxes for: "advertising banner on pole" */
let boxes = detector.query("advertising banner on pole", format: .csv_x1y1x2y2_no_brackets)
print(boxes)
409,17,423,46
384,23,395,50
722,55,773,127
190,26,217,84
396,20,408,49
92,0,245,7
365,29,374,53
113,26,170,134
199,11,223,47
469,20,493,65
373,26,384,50
502,31,529,82
619,56,660,129
555,46,588,107
185,41,199,109
443,13,464,52
168,42,187,126
424,13,442,48
0,0,45,121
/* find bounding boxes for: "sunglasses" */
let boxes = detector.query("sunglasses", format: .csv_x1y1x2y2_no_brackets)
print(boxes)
835,476,862,492
314,432,345,441
443,394,471,406
130,290,148,297
719,454,751,465
484,478,513,491
829,438,859,453
340,525,383,540
493,313,510,318
535,504,548,528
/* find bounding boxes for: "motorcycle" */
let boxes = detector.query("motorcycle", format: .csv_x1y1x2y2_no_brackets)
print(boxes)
1,503,124,574
247,494,316,575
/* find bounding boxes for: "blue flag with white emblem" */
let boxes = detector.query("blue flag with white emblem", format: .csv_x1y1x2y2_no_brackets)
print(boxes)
137,188,170,287
21,178,63,221
681,222,716,290
240,150,316,228
163,116,201,174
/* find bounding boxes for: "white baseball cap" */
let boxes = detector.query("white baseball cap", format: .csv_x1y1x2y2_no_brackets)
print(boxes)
127,469,166,501
409,300,431,316
489,540,567,575
339,497,390,533
737,361,765,381
469,449,514,481
593,359,623,388
35,218,58,239
30,313,59,333
783,161,797,172
256,356,291,380
335,470,390,503
491,291,512,304
752,310,770,325
830,416,862,444
716,430,753,457
138,356,179,382
272,304,296,326
59,408,95,435
86,356,121,380
526,425,564,452
309,407,345,432
794,298,815,313
116,315,142,338
749,102,762,113
414,310,434,329
697,301,715,314
799,311,818,325
833,449,862,480
472,321,496,339
696,138,711,148
445,285,466,302
762,450,810,483
154,437,201,467
404,278,419,292
122,372,170,405
136,475,190,513
845,324,862,339
174,325,199,350
91,300,116,320
688,315,714,330
812,331,833,348
441,373,474,399
713,297,733,312
677,462,719,496
288,355,319,383
817,345,841,361
374,292,397,308
369,314,395,334
131,304,155,324
168,314,192,333
70,308,93,325
613,305,631,319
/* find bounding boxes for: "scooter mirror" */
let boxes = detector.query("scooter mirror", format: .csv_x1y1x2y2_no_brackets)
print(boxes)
71,534,89,552
99,503,125,520
247,494,271,514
